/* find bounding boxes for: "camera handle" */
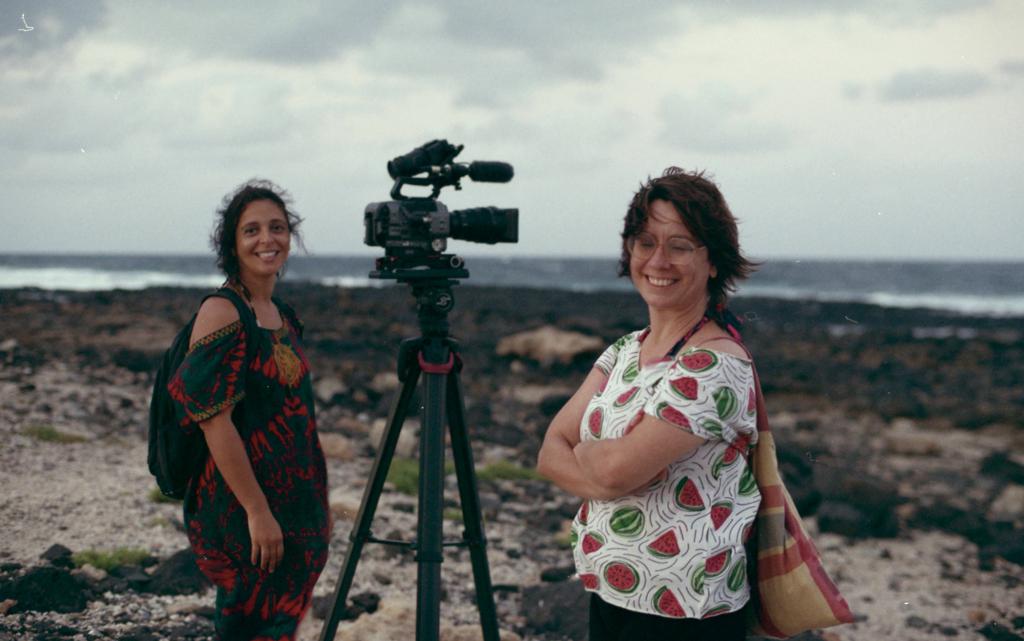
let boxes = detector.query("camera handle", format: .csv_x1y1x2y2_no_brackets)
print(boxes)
318,279,500,641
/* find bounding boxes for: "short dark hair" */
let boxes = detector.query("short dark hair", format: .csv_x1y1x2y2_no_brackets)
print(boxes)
210,178,303,286
618,167,755,310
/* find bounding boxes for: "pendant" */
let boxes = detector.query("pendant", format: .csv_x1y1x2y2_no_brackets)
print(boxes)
272,340,303,387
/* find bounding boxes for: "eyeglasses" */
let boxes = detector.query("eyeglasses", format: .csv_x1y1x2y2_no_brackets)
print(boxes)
627,232,706,265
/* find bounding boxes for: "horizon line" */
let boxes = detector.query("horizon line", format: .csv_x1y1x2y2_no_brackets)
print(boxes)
1,250,1022,264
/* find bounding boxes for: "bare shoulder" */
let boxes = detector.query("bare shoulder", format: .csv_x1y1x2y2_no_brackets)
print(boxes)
190,296,242,347
695,334,750,360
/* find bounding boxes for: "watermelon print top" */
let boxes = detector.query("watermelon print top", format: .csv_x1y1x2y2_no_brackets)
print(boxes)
571,328,760,620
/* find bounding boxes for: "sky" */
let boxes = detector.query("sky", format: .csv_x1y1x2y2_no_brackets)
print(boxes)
1,0,1022,261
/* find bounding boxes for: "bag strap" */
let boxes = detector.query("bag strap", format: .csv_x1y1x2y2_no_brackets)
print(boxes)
272,296,303,340
663,315,712,359
201,287,259,367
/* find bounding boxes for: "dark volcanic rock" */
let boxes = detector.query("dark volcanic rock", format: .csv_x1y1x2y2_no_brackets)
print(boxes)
979,526,1024,569
775,443,822,516
539,393,572,418
118,621,215,641
749,633,827,641
110,564,152,591
522,579,588,641
118,630,162,641
980,622,1024,641
111,347,157,373
909,503,992,545
40,543,74,569
311,591,381,621
817,502,874,539
0,619,82,640
0,565,90,613
981,452,1024,485
539,565,576,582
147,549,211,595
816,471,902,538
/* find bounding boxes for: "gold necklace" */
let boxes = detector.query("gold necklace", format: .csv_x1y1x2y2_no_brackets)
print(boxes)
272,335,303,387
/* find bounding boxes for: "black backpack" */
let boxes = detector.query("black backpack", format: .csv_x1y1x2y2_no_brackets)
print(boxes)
147,288,258,500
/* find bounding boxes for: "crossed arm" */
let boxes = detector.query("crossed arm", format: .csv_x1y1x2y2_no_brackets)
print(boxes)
536,368,705,500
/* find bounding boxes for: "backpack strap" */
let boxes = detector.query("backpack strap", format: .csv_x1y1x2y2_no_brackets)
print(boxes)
272,296,304,340
202,287,259,366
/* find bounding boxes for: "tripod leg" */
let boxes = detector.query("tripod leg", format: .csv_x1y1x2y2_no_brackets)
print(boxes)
318,367,421,641
446,370,501,641
416,364,448,641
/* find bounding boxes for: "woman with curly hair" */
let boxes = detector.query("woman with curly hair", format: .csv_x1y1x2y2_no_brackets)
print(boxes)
168,179,330,640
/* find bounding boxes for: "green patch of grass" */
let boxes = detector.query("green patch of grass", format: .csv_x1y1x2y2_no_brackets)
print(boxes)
21,424,87,444
72,548,150,571
553,531,574,548
148,487,181,504
387,458,423,495
443,508,463,521
145,516,172,528
386,458,541,494
386,458,456,495
476,460,542,482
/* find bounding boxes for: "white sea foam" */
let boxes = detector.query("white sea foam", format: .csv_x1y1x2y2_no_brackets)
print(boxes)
2,261,1022,317
0,268,223,291
738,284,1024,317
319,276,383,288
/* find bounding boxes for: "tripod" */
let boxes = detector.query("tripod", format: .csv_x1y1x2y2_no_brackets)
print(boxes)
318,272,500,641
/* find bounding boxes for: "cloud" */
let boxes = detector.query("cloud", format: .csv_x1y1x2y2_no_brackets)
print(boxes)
100,1,397,64
843,83,866,101
879,68,991,101
97,0,679,85
433,1,683,78
2,0,1020,260
658,86,792,154
343,1,692,110
720,0,989,18
998,59,1024,76
0,0,107,60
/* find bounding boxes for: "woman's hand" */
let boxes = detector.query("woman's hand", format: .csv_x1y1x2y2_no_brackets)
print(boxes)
200,411,285,572
247,507,285,573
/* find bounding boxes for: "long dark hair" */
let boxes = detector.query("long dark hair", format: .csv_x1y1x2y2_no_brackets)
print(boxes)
210,179,303,296
619,167,756,312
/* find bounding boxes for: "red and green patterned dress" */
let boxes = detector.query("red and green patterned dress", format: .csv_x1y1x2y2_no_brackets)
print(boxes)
168,308,330,641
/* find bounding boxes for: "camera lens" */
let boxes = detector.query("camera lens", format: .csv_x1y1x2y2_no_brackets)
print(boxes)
449,207,519,244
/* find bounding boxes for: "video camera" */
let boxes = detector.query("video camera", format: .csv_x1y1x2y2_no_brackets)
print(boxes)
364,140,518,278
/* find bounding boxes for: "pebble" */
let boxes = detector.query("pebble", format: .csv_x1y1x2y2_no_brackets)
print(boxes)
988,484,1024,524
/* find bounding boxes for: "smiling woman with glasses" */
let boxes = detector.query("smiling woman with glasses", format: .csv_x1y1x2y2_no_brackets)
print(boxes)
537,167,758,641
626,233,706,265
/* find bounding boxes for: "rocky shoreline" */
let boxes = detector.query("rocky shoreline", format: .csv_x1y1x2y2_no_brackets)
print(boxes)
1,283,1022,641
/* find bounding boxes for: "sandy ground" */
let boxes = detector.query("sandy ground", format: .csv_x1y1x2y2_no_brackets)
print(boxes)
1,379,1021,641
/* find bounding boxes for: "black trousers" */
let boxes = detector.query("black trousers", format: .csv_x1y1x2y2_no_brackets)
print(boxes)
589,593,747,641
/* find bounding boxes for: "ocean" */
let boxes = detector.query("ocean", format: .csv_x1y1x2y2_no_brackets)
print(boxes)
1,253,1022,317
